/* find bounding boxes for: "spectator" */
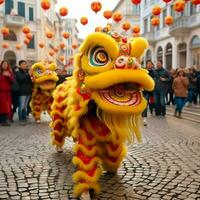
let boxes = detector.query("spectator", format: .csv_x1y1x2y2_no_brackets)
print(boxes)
172,68,189,118
166,69,175,105
196,69,200,104
154,60,171,116
16,60,33,125
0,60,14,126
186,66,197,106
142,60,155,126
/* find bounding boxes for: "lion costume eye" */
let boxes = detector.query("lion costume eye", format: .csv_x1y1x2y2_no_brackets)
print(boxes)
89,46,110,67
35,67,44,76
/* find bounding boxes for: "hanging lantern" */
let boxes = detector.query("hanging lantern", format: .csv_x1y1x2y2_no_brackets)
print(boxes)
165,16,174,25
26,33,33,40
39,42,45,48
1,27,9,36
0,0,4,4
24,39,30,45
191,0,200,5
91,1,102,13
41,0,50,11
151,17,160,26
59,7,68,17
72,44,78,49
132,25,140,34
152,6,162,16
163,0,172,3
80,17,88,25
131,0,141,5
2,43,9,49
49,51,54,57
173,0,185,12
53,47,59,53
103,10,112,20
59,55,65,62
60,42,65,49
62,32,70,39
46,31,54,39
16,44,21,50
22,26,30,34
95,26,102,32
112,11,123,23
122,21,131,31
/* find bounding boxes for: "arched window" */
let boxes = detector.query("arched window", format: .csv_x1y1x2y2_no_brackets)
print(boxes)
157,46,163,61
145,49,152,62
165,43,173,69
3,30,17,41
190,35,200,49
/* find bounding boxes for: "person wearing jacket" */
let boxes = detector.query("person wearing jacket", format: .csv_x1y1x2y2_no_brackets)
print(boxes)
154,60,171,116
0,60,14,126
15,60,33,125
172,68,189,118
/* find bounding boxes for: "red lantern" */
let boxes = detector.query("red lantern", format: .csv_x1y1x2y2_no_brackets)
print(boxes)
112,12,123,23
0,0,4,5
16,44,21,50
59,55,65,62
60,42,65,49
95,26,102,32
46,31,54,39
62,32,70,39
152,6,162,16
191,0,200,5
151,17,160,26
39,42,45,48
122,21,131,31
131,0,141,5
91,1,102,13
80,17,88,25
59,7,68,17
41,0,50,11
163,0,172,3
2,43,8,49
49,51,54,57
72,44,78,49
165,16,174,25
1,27,9,36
173,0,185,12
103,10,112,20
24,39,30,45
132,25,140,34
22,26,30,34
53,47,59,53
26,33,33,40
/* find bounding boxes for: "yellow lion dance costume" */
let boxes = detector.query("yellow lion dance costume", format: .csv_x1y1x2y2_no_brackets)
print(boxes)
50,30,154,198
30,62,58,123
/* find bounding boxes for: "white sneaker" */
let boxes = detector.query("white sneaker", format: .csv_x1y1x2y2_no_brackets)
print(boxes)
80,191,91,200
143,118,148,126
56,146,63,153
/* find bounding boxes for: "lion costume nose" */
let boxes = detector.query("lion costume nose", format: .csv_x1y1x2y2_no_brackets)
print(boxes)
114,55,140,69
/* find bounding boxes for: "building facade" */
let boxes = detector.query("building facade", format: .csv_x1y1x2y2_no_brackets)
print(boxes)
0,0,64,68
141,0,200,70
112,0,140,37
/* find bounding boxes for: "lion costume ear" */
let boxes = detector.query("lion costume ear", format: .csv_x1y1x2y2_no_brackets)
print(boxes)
49,63,57,71
130,37,149,58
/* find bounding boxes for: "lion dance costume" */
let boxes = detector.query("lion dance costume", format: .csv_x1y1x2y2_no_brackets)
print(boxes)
50,30,154,198
30,62,58,123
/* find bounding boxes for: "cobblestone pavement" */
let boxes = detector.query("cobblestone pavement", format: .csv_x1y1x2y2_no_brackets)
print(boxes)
0,115,200,200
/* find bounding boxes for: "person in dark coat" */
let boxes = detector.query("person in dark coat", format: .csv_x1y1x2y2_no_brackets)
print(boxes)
15,60,33,125
154,60,171,116
0,60,14,126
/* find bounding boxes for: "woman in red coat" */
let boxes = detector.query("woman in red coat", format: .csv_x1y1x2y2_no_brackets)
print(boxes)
0,60,14,126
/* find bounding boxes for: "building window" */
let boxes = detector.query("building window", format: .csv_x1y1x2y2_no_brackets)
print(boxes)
3,30,17,41
28,36,35,49
29,7,34,21
163,9,167,28
18,2,25,17
170,5,175,18
5,0,14,15
157,46,163,61
144,18,148,33
190,3,196,15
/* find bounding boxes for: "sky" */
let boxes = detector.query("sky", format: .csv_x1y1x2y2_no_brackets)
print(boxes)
56,0,120,39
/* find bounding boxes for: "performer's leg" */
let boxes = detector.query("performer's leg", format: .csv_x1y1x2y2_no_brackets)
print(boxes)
72,129,102,197
30,96,42,122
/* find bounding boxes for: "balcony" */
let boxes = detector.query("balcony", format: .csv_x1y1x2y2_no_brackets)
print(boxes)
142,32,156,45
4,15,25,27
169,13,200,36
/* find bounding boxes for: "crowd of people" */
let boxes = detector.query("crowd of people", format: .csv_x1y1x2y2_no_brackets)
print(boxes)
143,60,200,126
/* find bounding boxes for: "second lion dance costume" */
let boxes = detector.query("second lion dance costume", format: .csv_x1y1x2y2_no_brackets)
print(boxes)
30,62,58,123
50,29,155,198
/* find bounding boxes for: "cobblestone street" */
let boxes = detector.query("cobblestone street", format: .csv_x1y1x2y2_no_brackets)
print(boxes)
0,115,200,200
